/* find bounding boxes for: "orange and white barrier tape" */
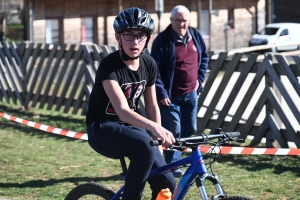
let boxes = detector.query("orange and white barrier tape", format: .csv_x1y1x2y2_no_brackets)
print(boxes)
0,112,88,140
1,112,300,155
185,146,300,155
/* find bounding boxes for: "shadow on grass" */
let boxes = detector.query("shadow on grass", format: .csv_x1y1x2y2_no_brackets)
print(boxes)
0,152,299,189
0,174,124,188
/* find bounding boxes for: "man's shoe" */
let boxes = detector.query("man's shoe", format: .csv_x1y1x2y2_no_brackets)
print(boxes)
171,169,185,177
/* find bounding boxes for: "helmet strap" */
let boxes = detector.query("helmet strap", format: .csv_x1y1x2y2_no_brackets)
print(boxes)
118,42,139,61
143,36,150,50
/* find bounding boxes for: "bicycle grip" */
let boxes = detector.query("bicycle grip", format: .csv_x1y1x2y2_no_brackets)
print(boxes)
150,140,162,146
224,131,240,137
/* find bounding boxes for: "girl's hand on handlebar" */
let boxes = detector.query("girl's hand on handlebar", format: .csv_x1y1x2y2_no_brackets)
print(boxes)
151,125,175,148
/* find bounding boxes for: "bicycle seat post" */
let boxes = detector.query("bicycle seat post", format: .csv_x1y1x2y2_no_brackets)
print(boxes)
120,157,128,176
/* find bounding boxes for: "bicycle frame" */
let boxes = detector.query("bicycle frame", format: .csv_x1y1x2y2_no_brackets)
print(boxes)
111,147,226,200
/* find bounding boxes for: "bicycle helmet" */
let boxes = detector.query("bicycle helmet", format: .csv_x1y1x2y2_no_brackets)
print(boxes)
114,7,155,34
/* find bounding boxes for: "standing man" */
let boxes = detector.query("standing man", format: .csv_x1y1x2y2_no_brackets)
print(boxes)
151,5,209,177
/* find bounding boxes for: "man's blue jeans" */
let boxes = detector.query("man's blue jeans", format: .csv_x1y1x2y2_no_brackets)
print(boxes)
159,90,198,164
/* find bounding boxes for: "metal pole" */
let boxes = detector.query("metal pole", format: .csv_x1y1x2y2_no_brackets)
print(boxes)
224,24,227,52
271,0,274,23
155,0,164,33
266,0,273,24
23,0,29,40
28,0,39,42
209,0,212,50
118,0,122,13
197,0,201,30
29,6,33,41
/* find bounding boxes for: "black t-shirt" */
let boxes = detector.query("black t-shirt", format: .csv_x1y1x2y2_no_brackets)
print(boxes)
86,51,159,124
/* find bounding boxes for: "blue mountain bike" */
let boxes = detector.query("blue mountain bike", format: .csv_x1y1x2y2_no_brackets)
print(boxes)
65,129,254,200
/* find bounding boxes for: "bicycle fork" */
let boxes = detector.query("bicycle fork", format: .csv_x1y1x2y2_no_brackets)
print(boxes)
195,173,226,200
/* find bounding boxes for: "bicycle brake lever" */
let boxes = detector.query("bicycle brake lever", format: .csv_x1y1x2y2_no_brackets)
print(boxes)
236,138,245,143
174,140,183,146
170,145,188,151
225,137,245,143
170,140,188,151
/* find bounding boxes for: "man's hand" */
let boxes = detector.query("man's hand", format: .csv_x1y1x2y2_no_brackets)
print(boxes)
194,80,200,91
160,98,171,106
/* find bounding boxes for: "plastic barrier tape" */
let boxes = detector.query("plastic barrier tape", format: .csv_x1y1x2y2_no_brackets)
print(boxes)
1,112,300,155
0,112,87,140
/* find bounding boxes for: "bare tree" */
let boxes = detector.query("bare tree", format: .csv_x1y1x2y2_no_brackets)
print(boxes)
0,0,22,40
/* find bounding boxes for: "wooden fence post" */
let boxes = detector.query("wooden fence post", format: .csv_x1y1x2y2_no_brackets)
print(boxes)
265,54,283,148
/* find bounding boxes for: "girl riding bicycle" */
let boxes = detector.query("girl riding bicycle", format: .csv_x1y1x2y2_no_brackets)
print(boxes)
86,7,176,200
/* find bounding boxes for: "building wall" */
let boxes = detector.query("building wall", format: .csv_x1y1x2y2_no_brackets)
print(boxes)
32,0,262,51
64,18,81,44
257,0,266,32
33,20,46,42
97,17,105,45
273,0,300,23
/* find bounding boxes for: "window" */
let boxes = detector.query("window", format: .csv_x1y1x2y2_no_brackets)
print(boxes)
46,19,59,44
200,10,209,35
81,18,93,43
280,29,288,36
260,27,279,35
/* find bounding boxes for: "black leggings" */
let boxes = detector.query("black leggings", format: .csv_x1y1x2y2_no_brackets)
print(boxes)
87,121,176,200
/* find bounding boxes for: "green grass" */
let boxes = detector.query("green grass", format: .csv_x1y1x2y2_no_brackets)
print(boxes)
0,103,299,199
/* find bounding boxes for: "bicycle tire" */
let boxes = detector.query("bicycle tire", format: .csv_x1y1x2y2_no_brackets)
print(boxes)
64,182,116,200
222,196,255,200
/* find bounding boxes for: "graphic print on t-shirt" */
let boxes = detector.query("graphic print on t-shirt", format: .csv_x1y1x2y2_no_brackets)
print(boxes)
106,80,146,115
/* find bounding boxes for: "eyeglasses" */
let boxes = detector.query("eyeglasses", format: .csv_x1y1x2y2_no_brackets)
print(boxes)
121,33,148,42
172,18,188,24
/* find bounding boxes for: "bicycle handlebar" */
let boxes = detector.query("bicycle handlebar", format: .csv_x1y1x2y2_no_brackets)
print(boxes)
150,131,241,147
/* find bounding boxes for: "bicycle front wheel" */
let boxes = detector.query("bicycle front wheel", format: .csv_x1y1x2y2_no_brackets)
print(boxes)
64,182,115,200
222,196,255,200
